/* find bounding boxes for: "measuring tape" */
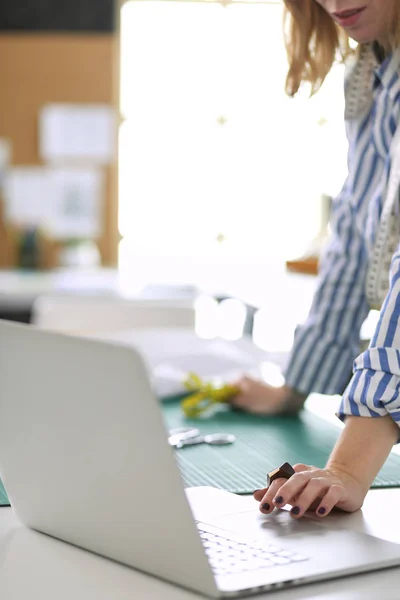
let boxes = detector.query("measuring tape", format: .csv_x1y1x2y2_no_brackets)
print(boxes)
181,372,238,418
366,126,400,310
344,45,376,122
338,45,400,311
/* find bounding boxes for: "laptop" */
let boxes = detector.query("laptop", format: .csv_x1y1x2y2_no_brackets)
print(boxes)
1,319,400,598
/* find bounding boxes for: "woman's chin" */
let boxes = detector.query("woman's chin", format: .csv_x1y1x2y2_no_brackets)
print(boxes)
344,31,369,43
344,24,385,46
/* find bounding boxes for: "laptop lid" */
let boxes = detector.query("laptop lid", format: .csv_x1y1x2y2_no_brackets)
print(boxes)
0,320,218,598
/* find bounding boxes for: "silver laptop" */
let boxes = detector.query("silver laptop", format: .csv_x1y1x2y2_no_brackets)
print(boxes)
1,319,400,598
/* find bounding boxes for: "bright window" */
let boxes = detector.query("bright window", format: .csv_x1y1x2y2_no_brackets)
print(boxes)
119,0,347,290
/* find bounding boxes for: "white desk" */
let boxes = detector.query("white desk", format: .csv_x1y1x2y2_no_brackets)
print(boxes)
0,269,122,309
0,265,315,312
1,488,400,600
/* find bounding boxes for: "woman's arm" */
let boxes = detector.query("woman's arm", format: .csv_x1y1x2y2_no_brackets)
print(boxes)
232,177,370,414
327,415,399,491
254,414,399,518
255,243,400,516
283,183,370,397
339,245,400,424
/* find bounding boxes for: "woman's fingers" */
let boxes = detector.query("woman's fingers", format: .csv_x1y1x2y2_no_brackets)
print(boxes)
229,377,289,415
266,470,347,518
255,465,357,519
253,488,268,502
293,463,310,473
285,476,332,518
259,478,288,513
269,469,314,509
315,484,347,517
254,465,313,509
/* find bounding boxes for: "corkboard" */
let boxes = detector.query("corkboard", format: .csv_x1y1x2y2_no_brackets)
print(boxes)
0,33,118,267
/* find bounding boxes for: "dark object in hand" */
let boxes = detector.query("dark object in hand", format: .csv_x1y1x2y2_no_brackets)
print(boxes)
267,462,295,487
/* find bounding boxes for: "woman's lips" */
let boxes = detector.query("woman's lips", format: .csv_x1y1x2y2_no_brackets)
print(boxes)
333,6,366,27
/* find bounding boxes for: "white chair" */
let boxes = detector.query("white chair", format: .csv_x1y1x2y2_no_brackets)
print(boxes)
31,295,195,333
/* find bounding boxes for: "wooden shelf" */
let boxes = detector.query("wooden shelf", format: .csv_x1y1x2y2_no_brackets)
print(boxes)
285,256,319,276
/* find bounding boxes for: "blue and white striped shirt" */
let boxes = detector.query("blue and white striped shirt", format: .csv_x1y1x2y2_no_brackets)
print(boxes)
284,45,400,427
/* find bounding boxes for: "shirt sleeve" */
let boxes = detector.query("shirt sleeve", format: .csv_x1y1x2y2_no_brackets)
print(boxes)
284,177,370,396
338,245,400,427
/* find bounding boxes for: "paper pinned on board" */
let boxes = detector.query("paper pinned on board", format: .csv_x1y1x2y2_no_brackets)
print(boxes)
3,166,104,239
0,138,11,192
39,104,116,164
3,167,52,228
48,168,104,240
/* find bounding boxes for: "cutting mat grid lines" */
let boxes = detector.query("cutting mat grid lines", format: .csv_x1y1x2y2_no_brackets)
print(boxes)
163,399,400,494
2,399,400,506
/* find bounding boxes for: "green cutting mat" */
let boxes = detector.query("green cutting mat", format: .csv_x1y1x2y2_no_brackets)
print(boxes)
1,400,400,506
0,478,8,506
162,399,400,494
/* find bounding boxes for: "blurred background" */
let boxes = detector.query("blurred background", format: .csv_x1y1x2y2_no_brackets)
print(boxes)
0,0,353,351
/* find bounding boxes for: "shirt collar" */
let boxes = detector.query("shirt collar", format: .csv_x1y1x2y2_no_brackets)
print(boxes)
345,44,400,120
373,47,400,97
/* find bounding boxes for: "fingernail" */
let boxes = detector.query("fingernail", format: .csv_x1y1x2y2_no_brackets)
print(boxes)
318,507,326,515
291,506,300,516
261,502,270,511
253,489,261,494
274,496,284,505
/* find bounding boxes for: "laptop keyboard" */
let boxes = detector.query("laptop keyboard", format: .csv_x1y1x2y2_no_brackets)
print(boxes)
198,529,309,577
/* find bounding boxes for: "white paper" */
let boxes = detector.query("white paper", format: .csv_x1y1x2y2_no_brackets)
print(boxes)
4,167,103,239
48,168,104,240
3,167,52,227
88,328,269,398
40,104,116,164
0,138,11,192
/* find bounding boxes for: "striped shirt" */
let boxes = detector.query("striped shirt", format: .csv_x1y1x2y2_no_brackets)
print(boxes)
283,44,400,426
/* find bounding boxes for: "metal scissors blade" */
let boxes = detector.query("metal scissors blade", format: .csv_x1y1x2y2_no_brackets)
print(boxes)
168,427,200,447
169,432,235,448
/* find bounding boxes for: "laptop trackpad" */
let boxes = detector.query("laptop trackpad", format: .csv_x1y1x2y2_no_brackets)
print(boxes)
204,509,326,541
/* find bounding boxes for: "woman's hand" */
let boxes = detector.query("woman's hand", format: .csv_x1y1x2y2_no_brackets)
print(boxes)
230,377,305,415
254,463,367,518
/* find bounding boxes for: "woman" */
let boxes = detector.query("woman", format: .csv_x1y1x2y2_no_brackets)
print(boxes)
234,0,400,518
